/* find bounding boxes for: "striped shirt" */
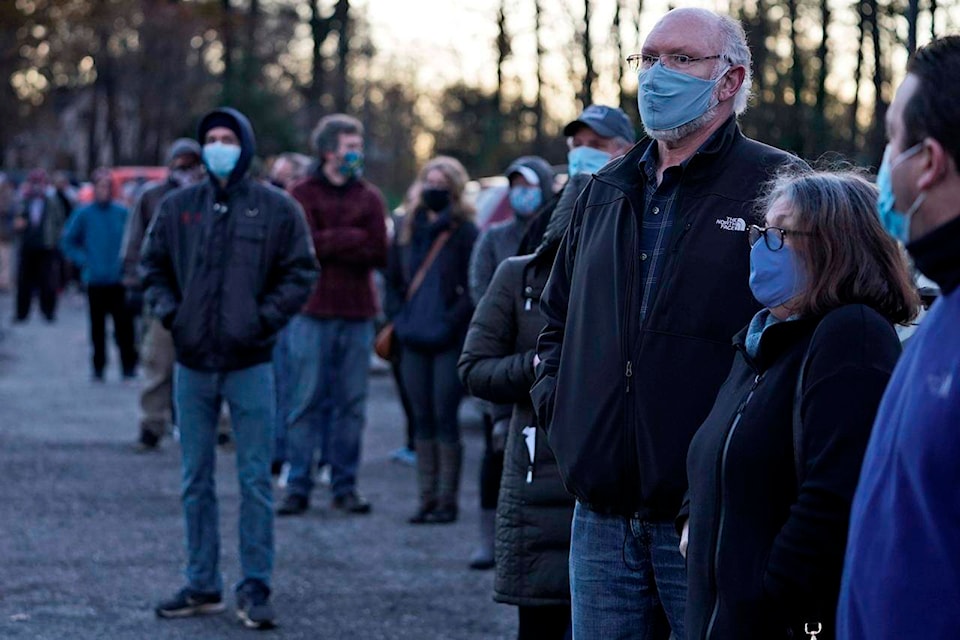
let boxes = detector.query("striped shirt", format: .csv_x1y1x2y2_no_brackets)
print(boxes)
636,143,683,321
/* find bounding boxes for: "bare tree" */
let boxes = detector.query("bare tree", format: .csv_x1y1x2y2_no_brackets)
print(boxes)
332,0,350,113
867,0,887,162
533,0,545,147
579,0,595,108
907,0,920,54
814,0,831,153
849,0,867,155
786,0,806,154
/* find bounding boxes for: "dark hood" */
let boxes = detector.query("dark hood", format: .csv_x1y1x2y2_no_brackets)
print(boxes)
197,107,256,188
505,155,555,208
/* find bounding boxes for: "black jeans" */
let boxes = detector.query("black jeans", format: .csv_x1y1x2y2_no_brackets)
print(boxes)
398,345,463,444
87,284,138,376
16,248,58,321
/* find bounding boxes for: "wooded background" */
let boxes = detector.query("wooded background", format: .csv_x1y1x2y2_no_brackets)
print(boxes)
0,0,953,202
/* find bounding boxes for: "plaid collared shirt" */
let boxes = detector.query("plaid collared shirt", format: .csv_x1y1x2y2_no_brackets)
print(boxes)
636,143,684,321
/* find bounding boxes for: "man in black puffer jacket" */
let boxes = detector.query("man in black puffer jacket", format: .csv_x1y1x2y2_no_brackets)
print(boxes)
531,9,799,639
142,107,318,630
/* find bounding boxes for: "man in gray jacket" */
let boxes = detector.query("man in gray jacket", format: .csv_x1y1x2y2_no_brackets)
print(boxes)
142,107,317,629
122,138,203,451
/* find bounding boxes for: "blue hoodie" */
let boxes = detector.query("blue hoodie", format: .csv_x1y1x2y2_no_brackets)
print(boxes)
61,200,128,285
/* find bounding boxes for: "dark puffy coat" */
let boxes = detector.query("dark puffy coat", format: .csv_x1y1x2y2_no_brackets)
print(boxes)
684,304,900,640
458,247,573,607
140,108,319,372
532,117,799,518
122,178,182,286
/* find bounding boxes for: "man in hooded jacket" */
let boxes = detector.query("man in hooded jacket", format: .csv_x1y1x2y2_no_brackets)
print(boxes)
141,107,318,629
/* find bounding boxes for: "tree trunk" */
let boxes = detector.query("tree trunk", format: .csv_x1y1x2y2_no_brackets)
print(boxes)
786,0,805,154
850,0,866,156
243,0,259,87
814,0,831,154
533,0,544,148
614,0,626,110
221,0,234,98
333,0,350,113
907,0,919,55
308,0,325,124
930,0,937,39
868,0,887,162
579,0,594,108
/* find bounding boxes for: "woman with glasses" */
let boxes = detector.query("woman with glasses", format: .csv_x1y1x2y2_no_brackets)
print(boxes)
680,170,918,640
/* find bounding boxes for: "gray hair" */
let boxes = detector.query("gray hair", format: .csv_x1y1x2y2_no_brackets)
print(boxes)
717,15,753,115
311,114,364,155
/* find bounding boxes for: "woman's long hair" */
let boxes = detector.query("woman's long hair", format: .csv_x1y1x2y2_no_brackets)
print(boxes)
759,169,919,325
398,156,475,246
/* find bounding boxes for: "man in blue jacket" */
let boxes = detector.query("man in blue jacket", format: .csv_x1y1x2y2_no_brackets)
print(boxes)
531,9,797,638
838,36,960,640
61,167,137,380
141,107,318,629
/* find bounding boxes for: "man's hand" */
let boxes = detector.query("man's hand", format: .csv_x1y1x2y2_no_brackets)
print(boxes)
680,520,689,558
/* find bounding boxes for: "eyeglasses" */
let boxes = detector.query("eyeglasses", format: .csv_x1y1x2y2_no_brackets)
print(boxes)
747,225,814,251
627,53,726,72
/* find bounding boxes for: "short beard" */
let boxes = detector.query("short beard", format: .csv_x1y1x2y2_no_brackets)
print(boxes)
644,102,720,143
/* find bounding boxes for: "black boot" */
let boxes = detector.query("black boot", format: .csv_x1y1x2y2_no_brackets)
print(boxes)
409,439,438,524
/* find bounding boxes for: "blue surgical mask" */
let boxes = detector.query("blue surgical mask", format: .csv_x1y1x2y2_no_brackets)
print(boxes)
876,143,925,243
202,142,241,180
339,150,364,179
509,186,542,218
638,62,724,131
567,146,612,176
749,240,807,310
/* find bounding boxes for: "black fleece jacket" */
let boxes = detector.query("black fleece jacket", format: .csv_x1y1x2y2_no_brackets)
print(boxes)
683,304,901,640
532,117,799,518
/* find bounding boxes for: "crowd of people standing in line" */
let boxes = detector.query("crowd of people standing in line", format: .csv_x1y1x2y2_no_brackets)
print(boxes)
1,8,957,639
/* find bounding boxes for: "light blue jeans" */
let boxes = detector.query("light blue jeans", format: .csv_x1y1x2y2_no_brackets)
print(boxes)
174,362,275,595
284,315,374,499
570,502,687,640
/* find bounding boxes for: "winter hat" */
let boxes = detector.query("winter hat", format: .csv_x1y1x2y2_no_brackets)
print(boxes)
166,138,202,165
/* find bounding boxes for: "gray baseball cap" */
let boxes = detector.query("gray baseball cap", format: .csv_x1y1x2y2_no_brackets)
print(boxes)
563,105,636,142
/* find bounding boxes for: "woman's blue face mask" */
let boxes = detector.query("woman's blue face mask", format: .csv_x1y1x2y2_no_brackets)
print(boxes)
749,236,807,310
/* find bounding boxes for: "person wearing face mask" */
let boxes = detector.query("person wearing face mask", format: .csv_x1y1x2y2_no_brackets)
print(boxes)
531,9,800,638
384,156,479,525
61,167,139,381
465,156,555,569
680,171,917,640
838,37,960,640
13,169,65,323
275,114,389,518
121,138,204,449
142,107,318,629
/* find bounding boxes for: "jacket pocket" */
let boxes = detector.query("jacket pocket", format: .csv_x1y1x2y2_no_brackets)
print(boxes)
232,222,266,268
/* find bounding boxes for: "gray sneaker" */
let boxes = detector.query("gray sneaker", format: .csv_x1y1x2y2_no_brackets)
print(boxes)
155,588,225,618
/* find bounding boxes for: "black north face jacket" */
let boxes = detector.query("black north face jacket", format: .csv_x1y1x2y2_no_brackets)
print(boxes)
141,108,318,371
531,117,798,518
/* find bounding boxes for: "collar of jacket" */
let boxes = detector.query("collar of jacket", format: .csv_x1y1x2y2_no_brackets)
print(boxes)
312,164,359,191
732,312,821,372
592,116,741,194
209,175,251,203
907,213,960,295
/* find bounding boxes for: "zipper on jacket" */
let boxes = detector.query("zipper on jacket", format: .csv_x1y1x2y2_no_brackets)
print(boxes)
625,360,633,394
704,372,764,640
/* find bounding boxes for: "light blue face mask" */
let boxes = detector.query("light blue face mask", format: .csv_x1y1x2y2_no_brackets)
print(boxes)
749,239,807,310
509,186,543,218
203,142,242,180
876,143,925,243
638,62,724,131
567,146,611,176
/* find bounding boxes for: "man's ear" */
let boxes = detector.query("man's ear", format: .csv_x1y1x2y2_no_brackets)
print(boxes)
719,65,745,103
918,137,951,191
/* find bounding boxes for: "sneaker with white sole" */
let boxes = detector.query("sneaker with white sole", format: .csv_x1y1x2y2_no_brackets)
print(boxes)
236,585,276,630
155,588,226,618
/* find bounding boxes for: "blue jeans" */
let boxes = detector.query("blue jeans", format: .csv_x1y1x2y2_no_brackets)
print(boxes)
285,315,374,499
174,363,275,595
272,324,292,465
570,502,686,640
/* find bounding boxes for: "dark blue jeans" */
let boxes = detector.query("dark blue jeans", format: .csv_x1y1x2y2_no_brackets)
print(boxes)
174,363,275,594
284,315,374,499
570,502,686,640
398,345,464,444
